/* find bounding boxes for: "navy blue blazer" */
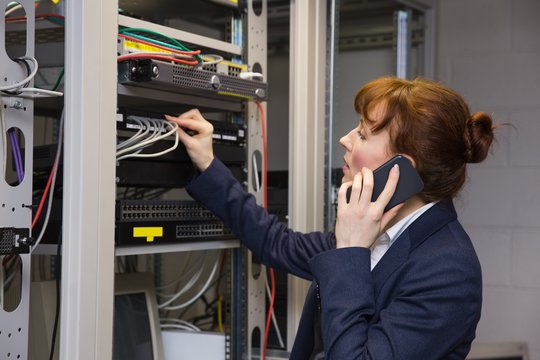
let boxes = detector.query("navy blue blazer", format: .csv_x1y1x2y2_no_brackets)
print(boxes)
186,159,482,360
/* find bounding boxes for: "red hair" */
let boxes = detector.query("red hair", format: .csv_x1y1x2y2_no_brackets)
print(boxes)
354,77,495,202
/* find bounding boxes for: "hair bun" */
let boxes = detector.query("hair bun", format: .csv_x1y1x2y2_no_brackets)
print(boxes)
465,112,495,163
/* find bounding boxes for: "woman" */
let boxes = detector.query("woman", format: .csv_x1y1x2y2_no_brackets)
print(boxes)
165,77,495,359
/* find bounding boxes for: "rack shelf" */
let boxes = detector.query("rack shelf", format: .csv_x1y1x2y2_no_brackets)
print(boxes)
119,14,242,56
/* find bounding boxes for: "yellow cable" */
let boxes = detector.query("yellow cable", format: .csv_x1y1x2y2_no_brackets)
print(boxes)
217,294,224,333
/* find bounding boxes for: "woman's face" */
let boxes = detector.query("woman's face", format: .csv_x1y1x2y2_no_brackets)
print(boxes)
339,102,393,183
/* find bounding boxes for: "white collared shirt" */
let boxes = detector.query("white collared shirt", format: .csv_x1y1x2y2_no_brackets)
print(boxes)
370,202,437,271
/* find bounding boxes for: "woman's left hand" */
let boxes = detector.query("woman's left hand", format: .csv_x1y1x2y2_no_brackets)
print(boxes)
335,165,402,249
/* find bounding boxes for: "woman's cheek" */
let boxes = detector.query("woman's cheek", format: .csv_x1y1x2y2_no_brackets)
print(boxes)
351,150,368,170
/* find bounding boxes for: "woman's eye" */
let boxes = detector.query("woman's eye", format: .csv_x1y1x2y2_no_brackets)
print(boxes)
357,131,365,140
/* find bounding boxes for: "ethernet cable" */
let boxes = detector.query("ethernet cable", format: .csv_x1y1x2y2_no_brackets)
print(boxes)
117,118,178,160
1,100,7,177
31,109,64,252
157,262,206,309
160,260,219,311
5,3,23,16
0,56,39,92
116,117,179,161
201,54,224,65
5,1,40,17
118,33,201,57
118,27,203,63
0,56,63,97
117,53,198,66
156,253,206,292
264,269,285,348
160,319,201,332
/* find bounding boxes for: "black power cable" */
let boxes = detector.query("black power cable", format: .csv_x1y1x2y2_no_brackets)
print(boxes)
49,234,62,360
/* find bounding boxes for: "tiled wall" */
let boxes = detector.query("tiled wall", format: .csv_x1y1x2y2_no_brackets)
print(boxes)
436,0,540,358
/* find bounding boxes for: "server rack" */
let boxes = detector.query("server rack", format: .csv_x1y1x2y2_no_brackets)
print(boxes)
0,0,268,359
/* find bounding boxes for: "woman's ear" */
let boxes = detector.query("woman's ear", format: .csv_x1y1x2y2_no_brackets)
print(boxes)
401,154,417,168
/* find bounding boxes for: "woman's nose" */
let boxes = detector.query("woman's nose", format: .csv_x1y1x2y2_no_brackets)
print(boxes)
339,132,351,150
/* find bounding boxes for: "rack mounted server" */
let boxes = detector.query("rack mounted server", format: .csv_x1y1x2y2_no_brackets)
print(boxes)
118,58,268,101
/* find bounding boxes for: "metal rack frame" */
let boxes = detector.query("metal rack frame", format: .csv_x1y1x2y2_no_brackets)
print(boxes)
0,1,35,359
0,0,267,359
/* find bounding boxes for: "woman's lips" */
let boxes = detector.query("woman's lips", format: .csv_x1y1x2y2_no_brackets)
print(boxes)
342,163,350,174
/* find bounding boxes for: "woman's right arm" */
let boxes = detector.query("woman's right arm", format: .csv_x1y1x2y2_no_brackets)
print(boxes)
167,110,334,280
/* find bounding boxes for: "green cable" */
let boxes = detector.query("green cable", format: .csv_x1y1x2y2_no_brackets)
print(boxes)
119,27,202,63
51,68,64,92
45,17,65,26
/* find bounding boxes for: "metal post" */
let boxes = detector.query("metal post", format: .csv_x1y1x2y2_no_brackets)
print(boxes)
60,0,117,359
287,0,327,351
325,0,340,232
395,9,412,79
0,0,35,358
246,0,268,358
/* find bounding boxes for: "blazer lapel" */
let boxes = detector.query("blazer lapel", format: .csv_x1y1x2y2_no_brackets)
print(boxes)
371,200,458,297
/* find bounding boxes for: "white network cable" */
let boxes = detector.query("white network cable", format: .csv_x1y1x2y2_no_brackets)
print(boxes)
239,71,264,81
5,3,23,16
160,318,201,332
0,257,4,308
0,56,39,92
264,270,285,349
0,56,63,98
118,52,197,61
116,117,179,161
156,253,206,292
157,266,203,300
252,153,260,192
15,87,63,98
160,260,219,311
31,109,64,252
157,262,205,307
202,54,224,65
160,324,198,332
0,100,6,177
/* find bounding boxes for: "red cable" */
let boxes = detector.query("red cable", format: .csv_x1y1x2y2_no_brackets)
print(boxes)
118,34,201,56
263,268,276,360
6,13,65,23
257,101,275,360
32,160,56,229
117,53,199,66
257,102,268,208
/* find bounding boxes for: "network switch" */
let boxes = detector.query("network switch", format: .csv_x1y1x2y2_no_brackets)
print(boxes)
115,200,235,246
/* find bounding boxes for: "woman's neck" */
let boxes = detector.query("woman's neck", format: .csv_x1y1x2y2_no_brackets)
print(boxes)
385,195,428,231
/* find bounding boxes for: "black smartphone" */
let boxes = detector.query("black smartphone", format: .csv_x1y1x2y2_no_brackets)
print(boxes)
346,155,424,212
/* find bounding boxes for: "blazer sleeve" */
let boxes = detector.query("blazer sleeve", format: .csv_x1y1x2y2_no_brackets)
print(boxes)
186,158,335,280
308,243,482,359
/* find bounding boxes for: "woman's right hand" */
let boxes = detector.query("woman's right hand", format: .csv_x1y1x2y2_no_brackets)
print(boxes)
165,109,214,172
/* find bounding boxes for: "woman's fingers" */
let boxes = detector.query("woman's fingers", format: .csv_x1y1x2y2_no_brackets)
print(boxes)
358,167,374,210
337,181,352,211
163,109,214,172
165,113,212,136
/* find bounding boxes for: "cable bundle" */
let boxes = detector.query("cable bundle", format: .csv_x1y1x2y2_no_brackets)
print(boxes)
0,56,63,98
116,116,179,161
118,28,203,66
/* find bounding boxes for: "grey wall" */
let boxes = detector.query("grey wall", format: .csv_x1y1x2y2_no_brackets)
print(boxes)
436,0,540,359
331,48,395,168
267,54,290,171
